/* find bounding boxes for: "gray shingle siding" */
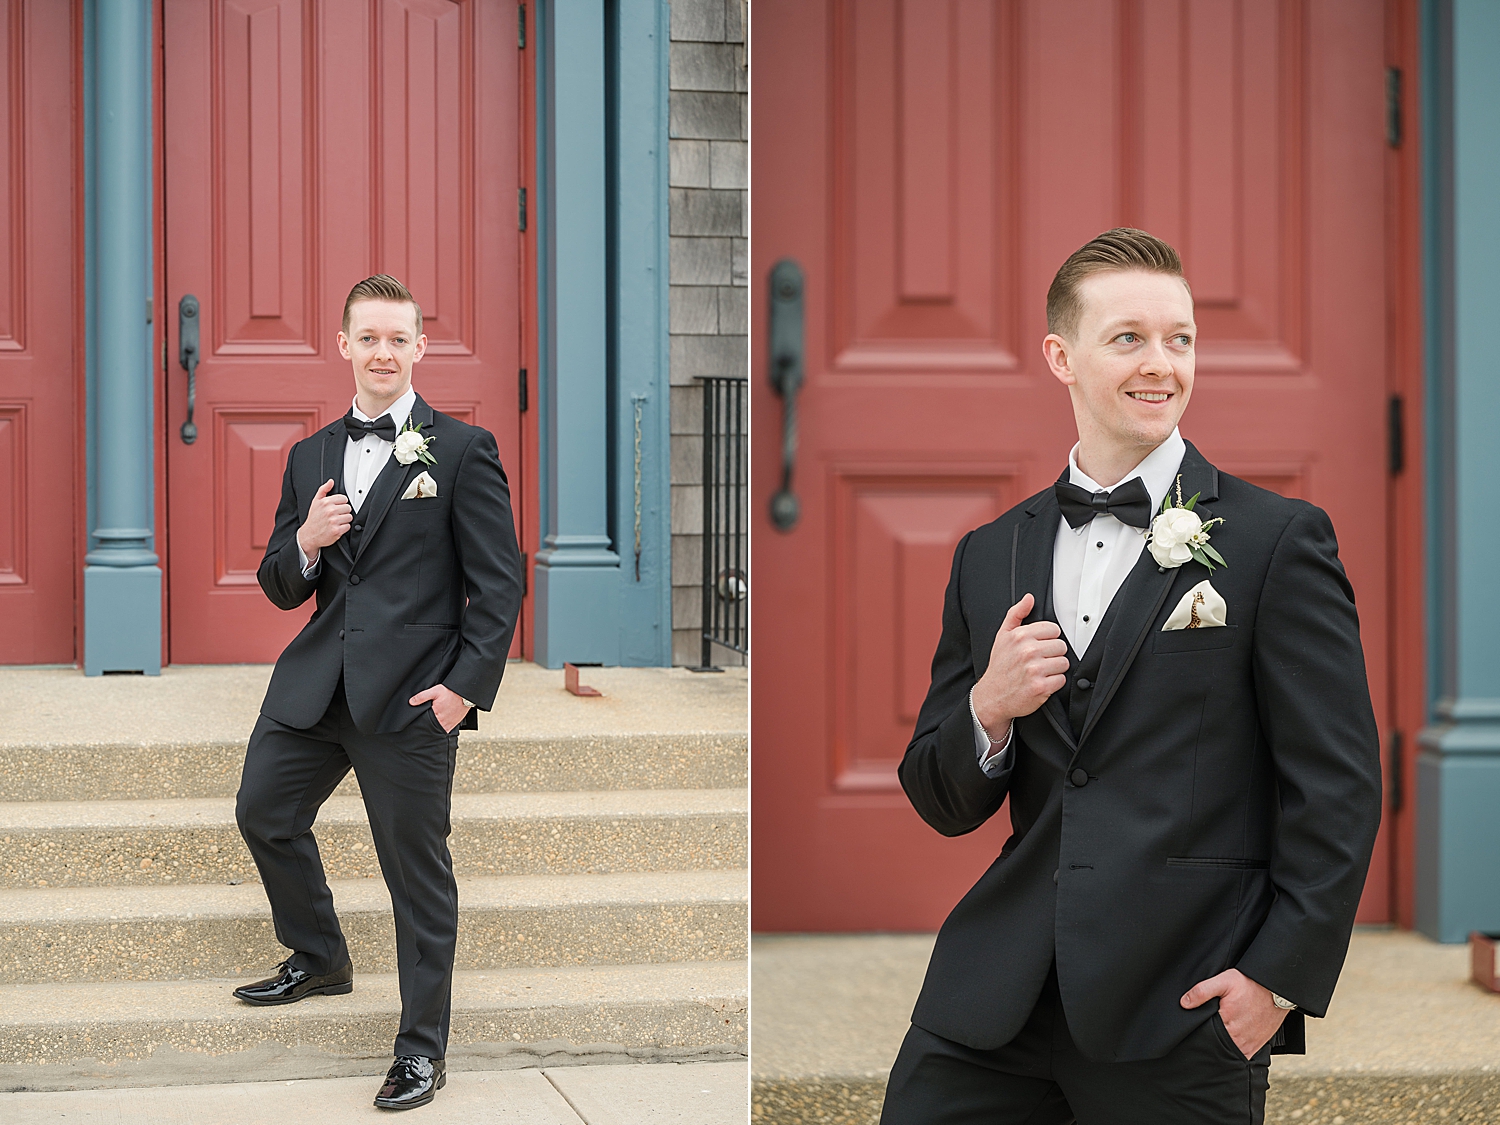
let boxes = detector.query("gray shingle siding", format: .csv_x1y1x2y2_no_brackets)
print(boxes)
669,0,747,667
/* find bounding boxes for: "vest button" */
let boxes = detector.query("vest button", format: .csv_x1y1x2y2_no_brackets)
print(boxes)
349,574,360,585
1070,768,1089,787
353,524,363,532
1077,677,1093,690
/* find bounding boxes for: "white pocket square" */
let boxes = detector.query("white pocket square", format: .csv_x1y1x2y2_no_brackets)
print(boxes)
401,471,439,500
1162,579,1227,631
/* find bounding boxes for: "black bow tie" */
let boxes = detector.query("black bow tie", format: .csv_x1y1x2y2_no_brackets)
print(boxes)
344,411,398,442
1054,475,1153,530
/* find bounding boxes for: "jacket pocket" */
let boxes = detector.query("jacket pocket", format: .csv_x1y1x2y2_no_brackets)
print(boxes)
1152,624,1238,654
1167,856,1269,870
404,623,459,630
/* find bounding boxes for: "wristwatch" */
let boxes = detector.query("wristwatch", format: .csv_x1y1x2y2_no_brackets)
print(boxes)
1270,992,1297,1011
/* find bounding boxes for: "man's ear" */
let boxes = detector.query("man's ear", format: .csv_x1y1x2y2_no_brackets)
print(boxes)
1043,333,1075,387
336,330,352,361
412,334,428,364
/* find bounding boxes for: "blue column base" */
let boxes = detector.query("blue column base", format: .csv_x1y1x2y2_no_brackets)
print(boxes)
533,555,620,669
83,565,161,676
1416,716,1500,942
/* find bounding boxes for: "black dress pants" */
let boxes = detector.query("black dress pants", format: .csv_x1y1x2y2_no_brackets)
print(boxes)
880,965,1271,1125
236,680,460,1059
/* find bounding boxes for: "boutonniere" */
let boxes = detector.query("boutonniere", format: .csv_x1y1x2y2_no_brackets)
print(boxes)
393,418,436,466
1146,475,1226,571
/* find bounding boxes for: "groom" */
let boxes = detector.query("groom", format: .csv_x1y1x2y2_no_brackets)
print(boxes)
233,275,523,1110
882,230,1381,1124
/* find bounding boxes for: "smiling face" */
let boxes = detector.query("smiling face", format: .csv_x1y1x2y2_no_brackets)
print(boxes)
1042,268,1196,485
337,298,427,416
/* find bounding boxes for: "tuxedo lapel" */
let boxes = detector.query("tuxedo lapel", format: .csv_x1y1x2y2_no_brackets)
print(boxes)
351,395,434,567
319,422,355,565
1076,441,1221,745
1012,488,1076,752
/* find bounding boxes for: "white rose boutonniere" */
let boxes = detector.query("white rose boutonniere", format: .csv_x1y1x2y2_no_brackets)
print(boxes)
1146,476,1226,571
393,419,436,467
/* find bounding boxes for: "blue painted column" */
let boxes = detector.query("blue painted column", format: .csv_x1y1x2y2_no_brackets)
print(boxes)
533,0,619,667
1417,0,1500,941
611,0,672,666
82,0,159,676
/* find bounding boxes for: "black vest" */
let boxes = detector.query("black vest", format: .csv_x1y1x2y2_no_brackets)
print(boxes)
1047,588,1112,739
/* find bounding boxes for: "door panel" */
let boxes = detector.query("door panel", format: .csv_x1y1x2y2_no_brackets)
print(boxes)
165,0,521,663
0,1,77,664
752,0,1391,930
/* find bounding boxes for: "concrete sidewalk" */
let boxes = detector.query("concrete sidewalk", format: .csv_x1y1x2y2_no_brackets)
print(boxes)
751,930,1500,1124
0,1060,748,1124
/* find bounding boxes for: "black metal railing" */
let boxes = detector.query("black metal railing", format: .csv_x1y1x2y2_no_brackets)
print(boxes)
694,376,748,669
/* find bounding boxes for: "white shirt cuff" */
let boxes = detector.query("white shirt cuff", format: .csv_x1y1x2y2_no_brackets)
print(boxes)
970,688,1013,777
297,541,321,579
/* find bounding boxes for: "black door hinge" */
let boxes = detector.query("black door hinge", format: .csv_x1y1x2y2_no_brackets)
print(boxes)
1389,729,1404,812
521,552,529,596
519,4,526,49
1387,67,1403,148
519,187,527,232
1389,394,1405,475
519,367,529,413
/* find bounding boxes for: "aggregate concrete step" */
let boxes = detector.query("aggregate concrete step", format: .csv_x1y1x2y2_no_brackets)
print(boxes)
0,871,748,983
750,932,1500,1125
0,789,747,888
0,959,749,1092
0,733,747,803
0,664,747,801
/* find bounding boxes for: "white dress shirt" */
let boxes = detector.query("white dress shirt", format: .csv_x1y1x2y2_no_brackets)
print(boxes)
297,388,417,577
973,429,1187,775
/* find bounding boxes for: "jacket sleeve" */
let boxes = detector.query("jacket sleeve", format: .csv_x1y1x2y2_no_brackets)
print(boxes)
898,530,1013,836
442,428,524,711
257,445,319,611
1236,504,1383,1017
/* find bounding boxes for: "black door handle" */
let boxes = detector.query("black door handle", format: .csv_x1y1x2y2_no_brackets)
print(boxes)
767,259,804,531
179,294,201,444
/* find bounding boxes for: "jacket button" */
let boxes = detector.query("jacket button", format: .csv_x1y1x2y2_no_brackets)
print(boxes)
1077,676,1093,690
349,574,360,585
338,629,345,640
1052,868,1059,885
1070,768,1089,787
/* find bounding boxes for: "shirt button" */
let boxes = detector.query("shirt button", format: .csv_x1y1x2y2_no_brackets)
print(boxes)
1096,541,1104,548
1082,615,1090,623
1070,768,1090,787
349,574,360,585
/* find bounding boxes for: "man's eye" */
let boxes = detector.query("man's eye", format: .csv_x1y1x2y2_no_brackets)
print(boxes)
1173,335,1193,346
1117,333,1138,344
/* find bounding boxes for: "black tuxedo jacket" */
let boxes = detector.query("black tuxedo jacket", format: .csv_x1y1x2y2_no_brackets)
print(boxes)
257,395,523,734
899,442,1381,1063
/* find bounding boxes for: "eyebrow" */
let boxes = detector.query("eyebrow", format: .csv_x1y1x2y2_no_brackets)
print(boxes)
1099,319,1196,334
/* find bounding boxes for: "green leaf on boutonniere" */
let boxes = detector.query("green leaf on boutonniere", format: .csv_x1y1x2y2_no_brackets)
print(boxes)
1200,542,1227,568
1183,491,1201,511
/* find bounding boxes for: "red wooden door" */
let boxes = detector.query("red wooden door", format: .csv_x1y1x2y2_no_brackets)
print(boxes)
164,0,522,663
0,2,78,664
752,0,1393,930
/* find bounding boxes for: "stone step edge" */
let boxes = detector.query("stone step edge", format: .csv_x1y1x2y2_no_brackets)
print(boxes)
749,1072,1500,1125
0,961,749,1081
0,787,748,830
0,869,748,924
0,733,748,802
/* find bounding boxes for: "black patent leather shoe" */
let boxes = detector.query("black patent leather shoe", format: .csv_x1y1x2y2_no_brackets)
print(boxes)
232,959,353,1006
374,1055,446,1110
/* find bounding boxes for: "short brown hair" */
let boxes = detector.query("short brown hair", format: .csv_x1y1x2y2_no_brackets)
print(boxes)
1046,228,1188,340
342,274,422,336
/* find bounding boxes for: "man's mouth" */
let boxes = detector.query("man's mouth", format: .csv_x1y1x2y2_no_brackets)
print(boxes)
1126,391,1171,403
370,368,398,376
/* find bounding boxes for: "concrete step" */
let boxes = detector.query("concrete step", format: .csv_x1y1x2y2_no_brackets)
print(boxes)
0,790,747,888
0,664,747,802
0,871,747,983
0,1061,752,1124
750,931,1500,1125
0,960,748,1091
0,733,747,803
